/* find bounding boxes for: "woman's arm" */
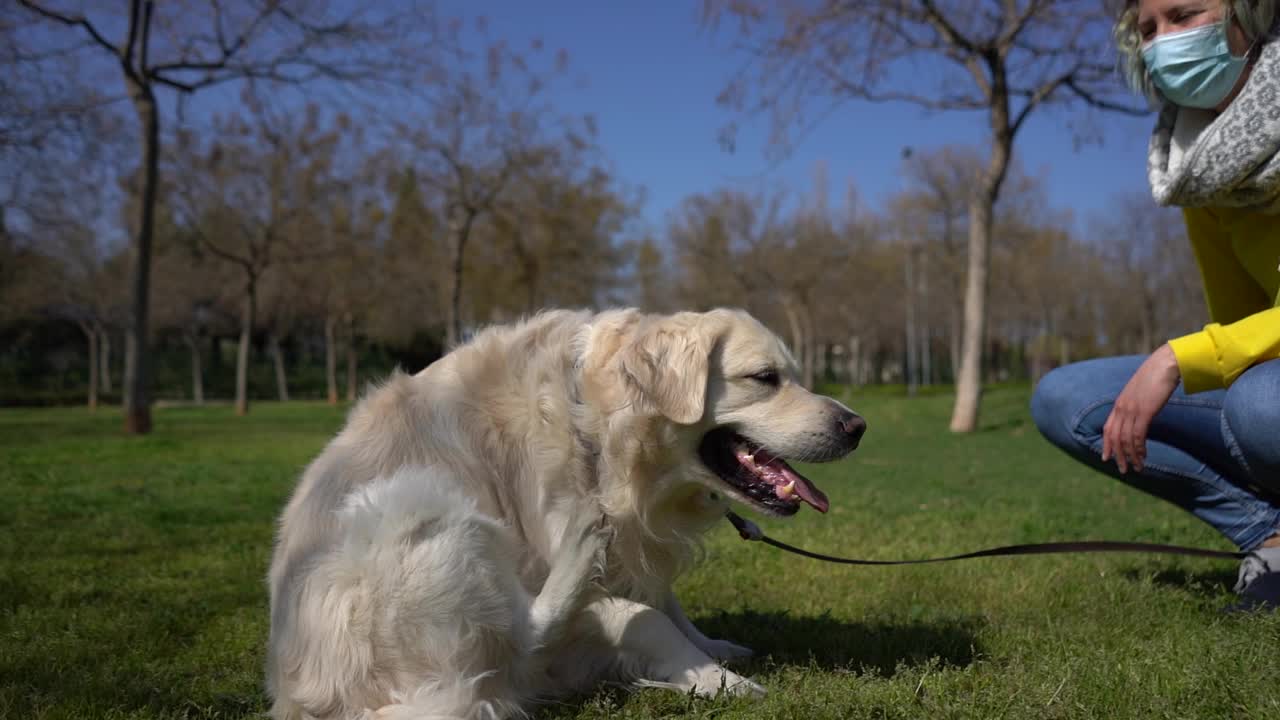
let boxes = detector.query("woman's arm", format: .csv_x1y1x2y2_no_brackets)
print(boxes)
1102,343,1181,474
1172,207,1280,394
1102,207,1279,471
1169,307,1280,393
1105,305,1280,474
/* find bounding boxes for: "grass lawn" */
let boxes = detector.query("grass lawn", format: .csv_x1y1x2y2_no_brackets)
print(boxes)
2,387,1276,719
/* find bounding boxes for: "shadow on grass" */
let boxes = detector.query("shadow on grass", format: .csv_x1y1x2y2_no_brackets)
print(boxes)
978,416,1028,433
695,609,982,676
1121,565,1238,594
533,609,984,718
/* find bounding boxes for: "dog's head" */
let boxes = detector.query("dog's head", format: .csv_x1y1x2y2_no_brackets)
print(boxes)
608,308,865,519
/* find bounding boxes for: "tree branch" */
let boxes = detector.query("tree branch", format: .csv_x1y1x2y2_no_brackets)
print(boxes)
1064,77,1149,116
819,55,987,110
16,1,118,58
123,0,142,67
148,3,272,76
150,74,200,93
998,0,1053,48
919,0,982,55
138,0,152,73
1010,70,1070,135
192,225,253,271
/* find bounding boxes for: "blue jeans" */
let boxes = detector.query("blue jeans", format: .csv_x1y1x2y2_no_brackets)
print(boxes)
1031,356,1280,551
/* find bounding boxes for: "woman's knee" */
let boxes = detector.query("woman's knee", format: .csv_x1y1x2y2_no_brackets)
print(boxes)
1031,364,1090,449
1223,359,1280,475
1032,356,1142,448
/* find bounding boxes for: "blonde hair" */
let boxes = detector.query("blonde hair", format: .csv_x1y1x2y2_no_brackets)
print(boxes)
1114,0,1278,99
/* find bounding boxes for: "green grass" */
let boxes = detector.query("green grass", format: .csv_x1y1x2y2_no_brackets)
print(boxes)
1,389,1276,719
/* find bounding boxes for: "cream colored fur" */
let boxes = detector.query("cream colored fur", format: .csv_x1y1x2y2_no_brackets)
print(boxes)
266,308,861,720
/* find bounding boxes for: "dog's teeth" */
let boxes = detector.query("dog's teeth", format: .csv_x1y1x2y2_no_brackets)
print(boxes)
776,480,795,499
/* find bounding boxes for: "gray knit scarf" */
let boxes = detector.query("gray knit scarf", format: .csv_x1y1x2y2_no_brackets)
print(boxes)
1147,38,1280,214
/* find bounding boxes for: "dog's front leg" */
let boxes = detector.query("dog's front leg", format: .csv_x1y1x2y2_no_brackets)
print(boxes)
580,597,764,698
524,510,610,653
664,592,753,664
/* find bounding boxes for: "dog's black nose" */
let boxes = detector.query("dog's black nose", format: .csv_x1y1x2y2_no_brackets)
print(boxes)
837,412,867,442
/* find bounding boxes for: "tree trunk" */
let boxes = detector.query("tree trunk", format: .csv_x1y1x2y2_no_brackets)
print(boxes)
952,172,998,427
446,206,477,350
949,305,961,385
186,333,204,405
235,280,257,416
942,210,961,385
82,322,99,411
950,76,1015,432
325,314,339,405
123,334,135,415
800,306,816,389
1029,339,1043,387
1031,314,1051,386
209,334,222,374
781,298,808,386
525,262,538,315
1140,292,1155,353
846,336,860,386
97,323,112,395
123,77,159,434
270,332,290,402
919,250,931,386
345,312,358,403
904,246,917,397
513,232,539,314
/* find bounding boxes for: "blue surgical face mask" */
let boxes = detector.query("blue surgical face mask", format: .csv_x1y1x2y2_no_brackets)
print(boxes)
1142,20,1248,109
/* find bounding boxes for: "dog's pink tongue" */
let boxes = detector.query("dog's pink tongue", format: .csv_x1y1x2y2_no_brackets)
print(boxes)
774,462,829,514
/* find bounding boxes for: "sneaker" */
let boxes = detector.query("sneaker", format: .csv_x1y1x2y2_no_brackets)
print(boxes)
1229,546,1280,612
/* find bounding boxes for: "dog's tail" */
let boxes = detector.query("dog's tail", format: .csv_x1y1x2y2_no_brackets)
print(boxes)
367,670,524,720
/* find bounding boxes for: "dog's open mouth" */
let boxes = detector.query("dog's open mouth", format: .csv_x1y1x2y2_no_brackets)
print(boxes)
698,428,829,516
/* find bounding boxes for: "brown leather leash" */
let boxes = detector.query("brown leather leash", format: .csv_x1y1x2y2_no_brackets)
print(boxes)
725,511,1247,565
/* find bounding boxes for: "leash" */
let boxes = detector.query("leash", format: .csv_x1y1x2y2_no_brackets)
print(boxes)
724,511,1247,565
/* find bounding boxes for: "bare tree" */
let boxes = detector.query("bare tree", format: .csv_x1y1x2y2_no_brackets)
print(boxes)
261,273,298,403
1090,194,1201,354
362,165,444,383
21,224,127,410
633,237,672,313
669,189,784,313
483,164,635,317
704,0,1146,430
168,106,343,415
151,205,232,406
404,22,593,348
324,188,382,405
900,146,980,380
4,103,129,409
10,0,437,433
667,187,859,387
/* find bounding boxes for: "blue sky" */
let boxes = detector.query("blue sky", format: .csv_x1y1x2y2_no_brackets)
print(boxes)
452,1,1158,234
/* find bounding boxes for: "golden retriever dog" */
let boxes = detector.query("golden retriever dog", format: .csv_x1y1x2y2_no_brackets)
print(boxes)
266,308,865,719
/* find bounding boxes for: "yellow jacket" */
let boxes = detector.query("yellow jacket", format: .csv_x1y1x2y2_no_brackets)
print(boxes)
1168,207,1280,394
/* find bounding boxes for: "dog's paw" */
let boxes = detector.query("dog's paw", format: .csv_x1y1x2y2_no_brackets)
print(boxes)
680,664,767,699
582,510,614,564
552,508,612,586
696,638,754,664
567,507,612,545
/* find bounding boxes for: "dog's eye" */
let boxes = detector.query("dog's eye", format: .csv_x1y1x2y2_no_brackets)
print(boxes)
747,369,780,387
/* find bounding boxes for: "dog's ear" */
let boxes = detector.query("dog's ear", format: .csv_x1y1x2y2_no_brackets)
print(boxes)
619,313,722,425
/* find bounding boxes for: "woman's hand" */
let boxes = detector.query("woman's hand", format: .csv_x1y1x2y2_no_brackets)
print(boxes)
1102,344,1181,474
